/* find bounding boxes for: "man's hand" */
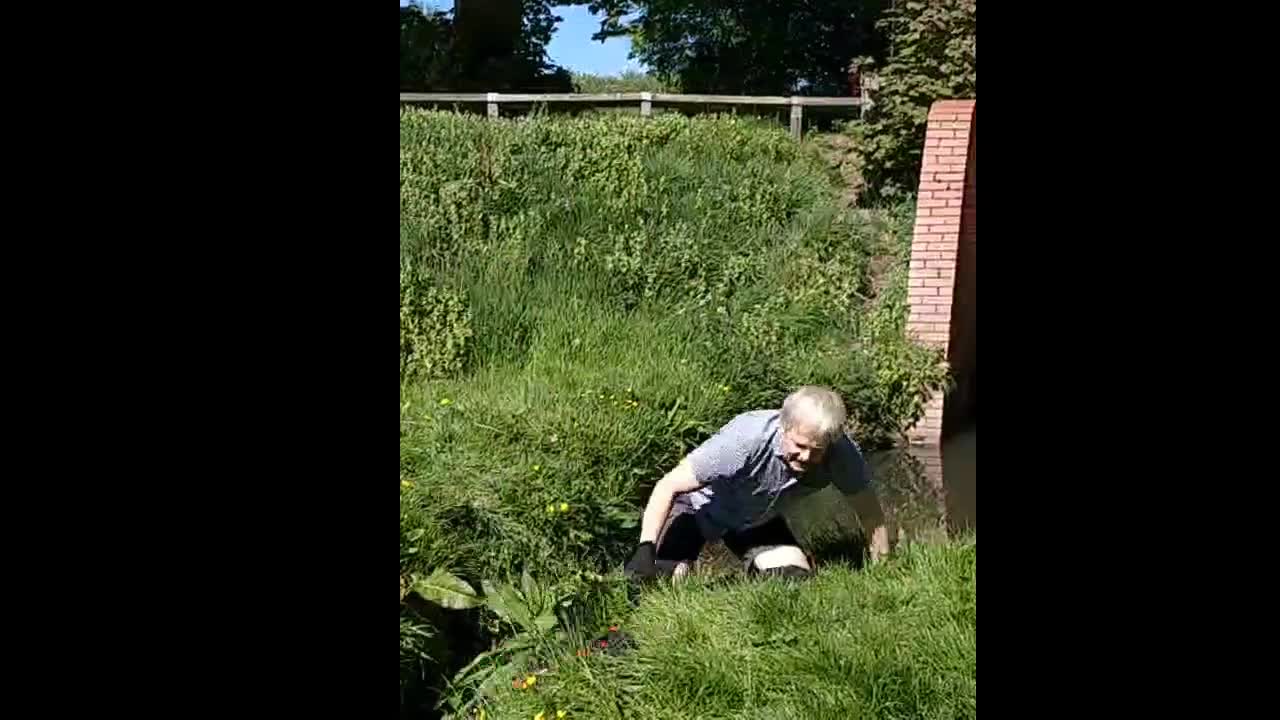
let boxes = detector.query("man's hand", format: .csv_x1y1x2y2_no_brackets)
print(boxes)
868,524,891,564
624,542,658,580
848,489,890,565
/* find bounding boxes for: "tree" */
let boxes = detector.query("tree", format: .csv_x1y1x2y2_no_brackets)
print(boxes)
585,0,890,95
852,0,976,198
399,1,572,93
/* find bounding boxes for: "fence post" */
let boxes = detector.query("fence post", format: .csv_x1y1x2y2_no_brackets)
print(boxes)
640,92,652,117
790,97,802,140
487,92,499,119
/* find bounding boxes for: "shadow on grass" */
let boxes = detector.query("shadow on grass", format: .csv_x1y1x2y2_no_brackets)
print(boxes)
806,531,868,571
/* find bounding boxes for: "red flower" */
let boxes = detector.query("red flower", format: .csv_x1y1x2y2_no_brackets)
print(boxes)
599,640,609,648
609,625,619,632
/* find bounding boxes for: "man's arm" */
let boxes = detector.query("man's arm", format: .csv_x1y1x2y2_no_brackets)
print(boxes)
639,459,701,544
847,489,891,563
829,436,891,564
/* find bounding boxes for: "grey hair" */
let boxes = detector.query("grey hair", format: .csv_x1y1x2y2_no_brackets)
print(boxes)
780,386,847,444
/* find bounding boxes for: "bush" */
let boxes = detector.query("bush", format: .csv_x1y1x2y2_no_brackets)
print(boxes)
849,0,976,199
400,264,474,381
571,70,678,94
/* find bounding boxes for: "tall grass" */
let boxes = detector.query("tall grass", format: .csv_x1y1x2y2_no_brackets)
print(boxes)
478,538,976,720
399,109,955,715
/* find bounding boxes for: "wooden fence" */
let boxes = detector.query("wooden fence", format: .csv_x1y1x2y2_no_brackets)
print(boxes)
399,92,869,140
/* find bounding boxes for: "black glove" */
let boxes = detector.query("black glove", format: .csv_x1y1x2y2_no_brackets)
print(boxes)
624,542,658,580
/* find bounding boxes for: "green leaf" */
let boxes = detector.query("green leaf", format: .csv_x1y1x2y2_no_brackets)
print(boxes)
413,569,481,609
534,610,558,633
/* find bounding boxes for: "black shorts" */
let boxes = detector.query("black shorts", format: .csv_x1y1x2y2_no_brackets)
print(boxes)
655,512,800,565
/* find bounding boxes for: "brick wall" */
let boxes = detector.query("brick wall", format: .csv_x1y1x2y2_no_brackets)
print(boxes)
906,99,976,445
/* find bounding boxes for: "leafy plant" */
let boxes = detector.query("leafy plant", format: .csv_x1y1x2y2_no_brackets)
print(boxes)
439,569,570,719
400,264,474,381
847,0,976,199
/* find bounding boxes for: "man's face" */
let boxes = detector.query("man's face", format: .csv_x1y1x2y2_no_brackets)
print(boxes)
780,424,828,474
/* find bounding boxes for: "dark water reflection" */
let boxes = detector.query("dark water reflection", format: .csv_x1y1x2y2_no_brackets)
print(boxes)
786,426,976,549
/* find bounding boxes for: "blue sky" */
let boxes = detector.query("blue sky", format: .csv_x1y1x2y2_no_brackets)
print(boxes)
404,1,643,76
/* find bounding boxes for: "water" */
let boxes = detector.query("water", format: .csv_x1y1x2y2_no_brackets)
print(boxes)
783,426,976,549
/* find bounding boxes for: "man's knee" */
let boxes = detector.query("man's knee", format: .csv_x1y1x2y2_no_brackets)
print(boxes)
759,565,814,579
748,545,814,578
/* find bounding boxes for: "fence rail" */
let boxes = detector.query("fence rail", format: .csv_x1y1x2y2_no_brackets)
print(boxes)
399,91,869,140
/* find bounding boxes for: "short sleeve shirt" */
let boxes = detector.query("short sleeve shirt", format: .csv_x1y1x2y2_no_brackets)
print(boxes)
671,409,872,539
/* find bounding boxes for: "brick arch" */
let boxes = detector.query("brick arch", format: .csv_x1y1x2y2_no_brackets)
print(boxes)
906,100,976,445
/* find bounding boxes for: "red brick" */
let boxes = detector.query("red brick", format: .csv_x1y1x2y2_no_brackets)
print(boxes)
907,278,924,287
919,199,946,208
919,182,947,191
947,199,964,207
932,206,962,217
908,260,924,269
918,191,933,200
914,251,943,260
939,154,967,165
943,122,970,129
937,172,965,182
925,259,956,270
924,137,939,147
938,138,968,147
923,278,952,288
935,190,963,200
928,130,955,139
907,287,938,296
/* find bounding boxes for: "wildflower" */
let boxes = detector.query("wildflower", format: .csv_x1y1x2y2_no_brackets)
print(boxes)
549,434,558,444
546,504,556,514
478,710,486,720
440,398,452,406
525,674,537,688
558,711,567,719
626,387,633,393
599,640,609,648
535,712,545,720
721,385,731,392
533,464,541,472
401,480,413,488
559,502,570,512
609,625,619,632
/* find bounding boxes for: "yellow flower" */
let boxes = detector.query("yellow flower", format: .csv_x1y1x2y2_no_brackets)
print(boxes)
559,502,570,512
478,710,486,720
626,387,633,393
525,674,537,688
546,504,556,513
401,480,412,488
721,385,731,392
439,398,452,406
533,464,541,472
534,713,545,720
557,711,567,719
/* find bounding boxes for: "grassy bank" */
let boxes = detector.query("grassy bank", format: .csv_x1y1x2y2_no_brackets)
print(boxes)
476,538,976,720
399,108,954,716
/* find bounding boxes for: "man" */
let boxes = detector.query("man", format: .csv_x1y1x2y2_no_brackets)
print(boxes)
624,386,890,580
